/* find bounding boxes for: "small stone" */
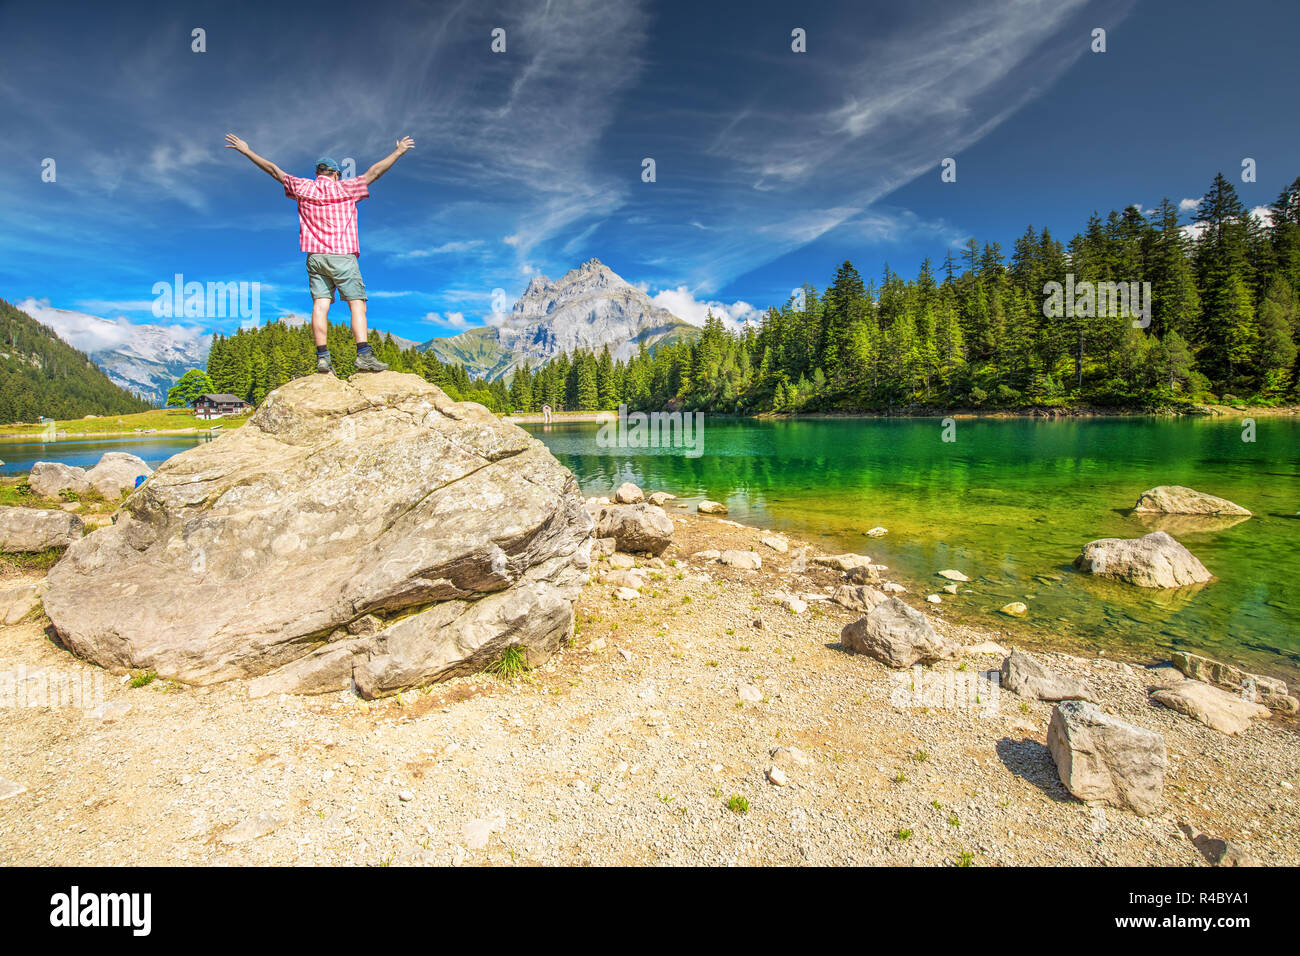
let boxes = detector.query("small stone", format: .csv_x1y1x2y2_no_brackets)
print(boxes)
697,500,728,515
0,778,27,801
738,684,762,702
761,535,789,553
614,587,639,601
937,569,969,582
942,583,959,594
766,766,788,787
926,594,942,604
866,527,888,537
1000,602,1028,617
398,790,414,802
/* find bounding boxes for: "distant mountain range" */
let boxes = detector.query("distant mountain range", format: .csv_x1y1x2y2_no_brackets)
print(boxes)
0,298,151,423
15,299,210,406
422,259,699,381
21,258,698,401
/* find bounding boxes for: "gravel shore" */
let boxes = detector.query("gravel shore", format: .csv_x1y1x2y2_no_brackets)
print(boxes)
1,509,1295,866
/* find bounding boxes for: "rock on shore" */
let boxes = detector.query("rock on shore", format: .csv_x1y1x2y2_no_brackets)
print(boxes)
1074,531,1212,588
840,596,958,667
42,372,593,698
1047,701,1166,816
0,506,84,552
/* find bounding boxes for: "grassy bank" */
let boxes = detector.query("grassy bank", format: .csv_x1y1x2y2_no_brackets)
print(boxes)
0,408,251,439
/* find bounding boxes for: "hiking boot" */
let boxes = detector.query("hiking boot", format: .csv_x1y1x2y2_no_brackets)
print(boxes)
353,351,389,373
316,354,334,374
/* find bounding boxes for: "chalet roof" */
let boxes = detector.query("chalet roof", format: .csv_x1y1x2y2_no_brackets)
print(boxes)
198,393,249,404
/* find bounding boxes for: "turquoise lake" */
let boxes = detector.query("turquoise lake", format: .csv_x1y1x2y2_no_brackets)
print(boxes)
524,416,1299,682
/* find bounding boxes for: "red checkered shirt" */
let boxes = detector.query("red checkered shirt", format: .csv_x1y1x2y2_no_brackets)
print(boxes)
282,174,370,255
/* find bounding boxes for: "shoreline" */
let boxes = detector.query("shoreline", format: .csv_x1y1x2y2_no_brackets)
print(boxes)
2,504,1294,865
506,404,1299,425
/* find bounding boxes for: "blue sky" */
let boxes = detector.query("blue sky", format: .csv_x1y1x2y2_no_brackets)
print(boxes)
3,0,1300,349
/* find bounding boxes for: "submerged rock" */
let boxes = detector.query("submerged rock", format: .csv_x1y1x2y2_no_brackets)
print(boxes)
43,372,593,698
1133,485,1251,517
1047,700,1166,816
697,500,728,515
1074,531,1212,588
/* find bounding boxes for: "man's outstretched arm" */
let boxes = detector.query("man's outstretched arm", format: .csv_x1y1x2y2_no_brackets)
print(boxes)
362,137,415,185
225,133,287,183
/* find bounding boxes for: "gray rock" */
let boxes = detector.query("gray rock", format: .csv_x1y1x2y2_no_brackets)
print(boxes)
85,452,152,499
1171,650,1295,713
42,373,592,698
1074,531,1212,588
613,481,644,504
28,461,91,499
846,564,881,585
1001,650,1095,701
839,597,958,667
814,553,872,573
647,491,675,507
0,506,84,553
718,549,761,570
1151,680,1269,735
595,503,673,555
1134,485,1251,516
1047,700,1166,816
697,500,728,515
0,580,48,625
592,537,617,558
830,584,888,613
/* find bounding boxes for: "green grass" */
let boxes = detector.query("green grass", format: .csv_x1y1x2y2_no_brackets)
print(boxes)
0,546,65,573
485,645,531,680
956,849,975,867
897,828,913,841
129,669,158,688
726,795,749,815
0,407,251,437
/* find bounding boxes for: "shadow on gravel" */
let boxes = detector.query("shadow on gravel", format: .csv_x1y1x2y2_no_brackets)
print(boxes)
995,737,1074,804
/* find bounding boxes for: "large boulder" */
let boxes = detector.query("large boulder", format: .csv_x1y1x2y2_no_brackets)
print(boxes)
1000,649,1094,702
1047,701,1166,816
85,453,153,499
1151,680,1270,735
839,596,958,667
0,506,84,552
42,373,593,698
594,503,673,555
28,462,91,499
1074,531,1212,588
1133,485,1251,517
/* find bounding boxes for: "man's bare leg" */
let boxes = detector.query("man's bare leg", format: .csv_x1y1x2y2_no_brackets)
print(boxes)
311,297,331,347
347,297,368,346
312,297,334,373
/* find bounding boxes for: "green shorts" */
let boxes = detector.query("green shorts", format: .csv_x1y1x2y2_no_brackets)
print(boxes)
306,253,367,302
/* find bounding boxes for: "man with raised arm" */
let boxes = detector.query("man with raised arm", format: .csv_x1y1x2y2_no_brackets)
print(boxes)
224,133,415,374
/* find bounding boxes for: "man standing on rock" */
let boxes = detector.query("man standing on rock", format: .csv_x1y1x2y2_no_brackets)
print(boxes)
224,133,416,374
